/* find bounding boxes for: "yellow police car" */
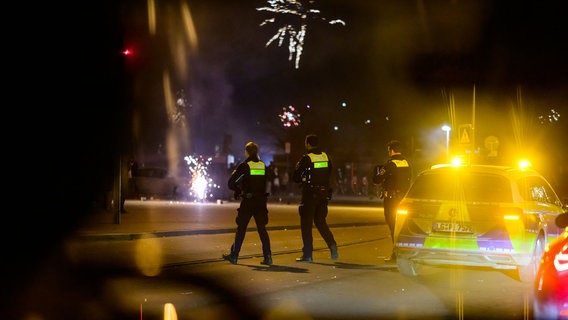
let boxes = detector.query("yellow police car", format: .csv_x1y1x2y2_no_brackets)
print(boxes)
394,163,566,283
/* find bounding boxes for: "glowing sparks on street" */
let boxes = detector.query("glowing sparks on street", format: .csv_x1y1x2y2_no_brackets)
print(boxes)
257,0,345,69
184,155,220,202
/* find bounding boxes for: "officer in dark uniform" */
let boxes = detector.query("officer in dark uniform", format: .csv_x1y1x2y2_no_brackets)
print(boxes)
373,140,411,262
293,134,338,262
223,142,272,265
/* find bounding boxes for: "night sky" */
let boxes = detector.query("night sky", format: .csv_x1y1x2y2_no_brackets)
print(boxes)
114,0,567,171
26,0,566,187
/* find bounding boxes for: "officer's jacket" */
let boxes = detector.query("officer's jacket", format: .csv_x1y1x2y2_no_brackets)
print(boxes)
228,157,266,196
293,147,332,188
373,154,411,196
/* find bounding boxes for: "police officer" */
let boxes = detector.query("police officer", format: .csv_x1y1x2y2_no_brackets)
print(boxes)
373,140,411,262
223,142,272,265
293,134,338,262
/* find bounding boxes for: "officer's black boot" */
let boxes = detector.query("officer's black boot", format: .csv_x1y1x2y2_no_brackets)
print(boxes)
261,254,272,266
330,244,339,260
296,256,313,262
222,252,238,264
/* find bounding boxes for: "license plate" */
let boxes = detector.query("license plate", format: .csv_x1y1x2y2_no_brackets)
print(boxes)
433,222,473,233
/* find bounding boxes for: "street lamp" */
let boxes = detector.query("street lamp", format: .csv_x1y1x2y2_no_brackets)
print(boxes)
441,125,451,162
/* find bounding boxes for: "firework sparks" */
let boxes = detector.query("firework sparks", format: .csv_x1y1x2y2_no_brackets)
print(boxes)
257,0,345,69
279,105,301,127
184,155,220,202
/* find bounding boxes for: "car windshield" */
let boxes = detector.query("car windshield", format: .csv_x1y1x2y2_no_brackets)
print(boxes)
407,171,513,202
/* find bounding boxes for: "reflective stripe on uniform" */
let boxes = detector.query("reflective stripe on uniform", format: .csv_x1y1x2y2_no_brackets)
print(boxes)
248,161,265,175
308,152,329,168
391,159,409,168
314,162,328,168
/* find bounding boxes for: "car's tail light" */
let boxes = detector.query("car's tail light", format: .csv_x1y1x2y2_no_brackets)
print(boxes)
502,207,523,221
554,244,568,272
555,253,568,272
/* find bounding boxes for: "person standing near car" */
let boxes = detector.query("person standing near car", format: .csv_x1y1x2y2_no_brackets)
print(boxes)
373,140,411,262
223,142,272,265
293,134,338,262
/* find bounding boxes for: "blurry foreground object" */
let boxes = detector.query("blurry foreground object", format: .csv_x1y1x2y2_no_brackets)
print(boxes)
533,211,568,320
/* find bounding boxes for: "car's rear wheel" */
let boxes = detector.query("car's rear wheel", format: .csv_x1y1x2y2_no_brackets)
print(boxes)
397,257,421,277
518,234,545,283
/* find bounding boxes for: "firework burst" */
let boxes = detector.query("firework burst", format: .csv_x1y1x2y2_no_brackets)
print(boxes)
184,155,221,202
257,0,345,69
279,105,301,127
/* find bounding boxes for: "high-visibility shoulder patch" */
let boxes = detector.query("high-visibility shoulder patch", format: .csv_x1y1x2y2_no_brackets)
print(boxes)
392,159,409,168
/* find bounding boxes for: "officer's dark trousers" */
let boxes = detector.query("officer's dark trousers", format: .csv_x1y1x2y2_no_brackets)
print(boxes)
299,195,337,258
383,196,402,243
231,198,271,257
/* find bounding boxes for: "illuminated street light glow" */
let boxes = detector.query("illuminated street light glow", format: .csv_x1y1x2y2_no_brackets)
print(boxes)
442,125,451,162
518,159,532,169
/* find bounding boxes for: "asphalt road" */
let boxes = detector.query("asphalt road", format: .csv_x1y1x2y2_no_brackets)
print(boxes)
17,199,534,320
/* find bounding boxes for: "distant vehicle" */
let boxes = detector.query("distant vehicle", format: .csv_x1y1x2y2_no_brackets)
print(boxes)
394,163,565,283
134,167,190,200
533,212,568,319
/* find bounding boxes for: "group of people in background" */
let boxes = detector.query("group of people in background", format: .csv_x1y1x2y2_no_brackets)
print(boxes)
266,161,289,199
336,167,376,198
223,134,412,266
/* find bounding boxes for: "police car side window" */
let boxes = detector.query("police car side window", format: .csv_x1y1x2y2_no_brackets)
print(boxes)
525,177,560,205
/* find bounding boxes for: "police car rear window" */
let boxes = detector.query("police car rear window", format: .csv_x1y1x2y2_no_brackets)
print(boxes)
407,171,513,202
